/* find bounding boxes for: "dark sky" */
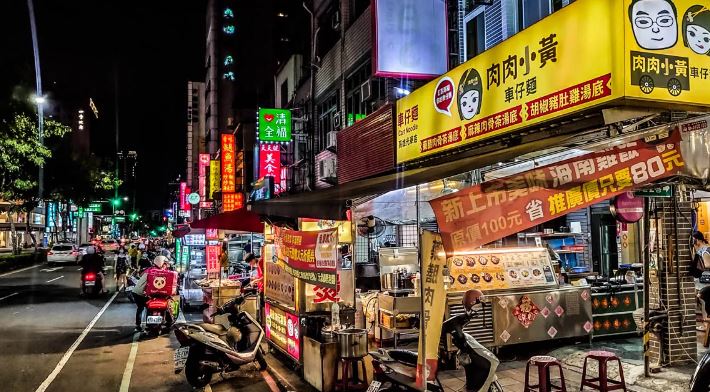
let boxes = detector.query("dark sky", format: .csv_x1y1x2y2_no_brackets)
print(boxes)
1,1,205,211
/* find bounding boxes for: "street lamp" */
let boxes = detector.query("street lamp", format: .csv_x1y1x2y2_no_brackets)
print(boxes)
32,95,47,105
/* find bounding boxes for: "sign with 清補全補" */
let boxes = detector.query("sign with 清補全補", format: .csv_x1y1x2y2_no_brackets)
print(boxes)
273,227,338,288
430,130,685,256
258,108,291,143
397,0,710,164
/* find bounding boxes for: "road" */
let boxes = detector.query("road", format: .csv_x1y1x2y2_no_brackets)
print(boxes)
0,259,279,392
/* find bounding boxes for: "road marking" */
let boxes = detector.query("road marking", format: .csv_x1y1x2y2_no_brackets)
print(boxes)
34,291,119,392
0,292,19,301
46,276,64,283
0,264,40,278
76,268,83,271
119,332,141,392
40,267,63,272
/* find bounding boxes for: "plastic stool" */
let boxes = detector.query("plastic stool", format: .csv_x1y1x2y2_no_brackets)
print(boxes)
580,350,627,391
524,355,567,392
335,357,368,391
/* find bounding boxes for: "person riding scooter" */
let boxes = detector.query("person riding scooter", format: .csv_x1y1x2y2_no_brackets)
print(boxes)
132,255,169,332
79,246,106,294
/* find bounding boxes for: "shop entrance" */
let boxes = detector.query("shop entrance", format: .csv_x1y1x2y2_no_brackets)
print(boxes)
591,208,619,277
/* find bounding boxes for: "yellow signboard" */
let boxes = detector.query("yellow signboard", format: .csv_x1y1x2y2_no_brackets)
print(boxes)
396,0,625,163
397,0,710,164
209,160,220,199
624,0,710,105
299,219,353,243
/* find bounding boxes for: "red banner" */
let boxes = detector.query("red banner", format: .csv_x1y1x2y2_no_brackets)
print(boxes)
221,134,236,193
206,245,221,276
179,182,187,211
259,143,281,186
274,227,338,288
430,131,685,256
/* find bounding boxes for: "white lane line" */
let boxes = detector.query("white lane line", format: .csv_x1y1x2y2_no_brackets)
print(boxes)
34,291,119,392
119,332,141,392
40,267,63,272
0,292,19,301
76,268,83,271
0,264,40,278
46,276,64,283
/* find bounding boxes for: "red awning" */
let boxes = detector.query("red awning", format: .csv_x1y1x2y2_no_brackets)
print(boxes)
189,208,264,233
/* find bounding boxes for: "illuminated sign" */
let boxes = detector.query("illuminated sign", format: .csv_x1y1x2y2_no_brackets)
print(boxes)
206,228,218,240
187,193,200,205
373,0,448,78
179,182,188,210
184,234,206,246
199,153,210,199
264,303,300,360
206,245,221,276
222,192,244,212
396,0,710,164
221,134,236,193
259,144,281,187
209,160,221,199
258,108,292,143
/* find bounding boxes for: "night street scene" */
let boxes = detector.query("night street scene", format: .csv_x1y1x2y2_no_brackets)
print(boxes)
3,0,710,391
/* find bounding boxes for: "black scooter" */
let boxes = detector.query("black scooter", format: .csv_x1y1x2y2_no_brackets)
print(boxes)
690,347,710,392
370,290,503,392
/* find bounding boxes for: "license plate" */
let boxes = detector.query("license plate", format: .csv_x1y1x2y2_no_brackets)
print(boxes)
147,315,163,324
366,381,382,392
84,281,95,286
174,346,189,370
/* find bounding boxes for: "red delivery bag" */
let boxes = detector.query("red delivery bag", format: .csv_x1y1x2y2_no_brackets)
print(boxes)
145,269,178,296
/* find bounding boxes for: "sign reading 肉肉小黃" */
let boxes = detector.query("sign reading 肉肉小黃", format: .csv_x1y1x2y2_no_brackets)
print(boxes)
397,0,710,164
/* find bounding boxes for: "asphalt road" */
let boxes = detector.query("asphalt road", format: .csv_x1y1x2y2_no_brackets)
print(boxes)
0,259,279,392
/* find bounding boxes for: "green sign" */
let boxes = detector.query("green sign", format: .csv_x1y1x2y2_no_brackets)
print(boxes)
347,113,366,127
258,108,291,142
85,202,103,213
635,186,672,198
114,216,126,223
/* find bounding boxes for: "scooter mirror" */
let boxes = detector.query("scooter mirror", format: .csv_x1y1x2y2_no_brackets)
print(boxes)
463,289,484,312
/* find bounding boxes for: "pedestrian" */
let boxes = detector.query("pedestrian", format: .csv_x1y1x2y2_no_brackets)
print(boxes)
128,244,138,269
692,231,710,316
131,255,169,332
114,247,129,293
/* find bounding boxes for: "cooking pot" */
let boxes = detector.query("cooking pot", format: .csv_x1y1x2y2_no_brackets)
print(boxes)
334,328,368,358
380,273,398,290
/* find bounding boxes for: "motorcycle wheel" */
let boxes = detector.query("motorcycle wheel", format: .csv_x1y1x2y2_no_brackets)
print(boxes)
185,346,212,388
256,349,268,371
489,379,504,392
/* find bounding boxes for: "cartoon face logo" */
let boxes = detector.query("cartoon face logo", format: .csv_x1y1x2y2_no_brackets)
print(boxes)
153,276,166,289
629,0,678,50
457,68,483,121
683,5,710,55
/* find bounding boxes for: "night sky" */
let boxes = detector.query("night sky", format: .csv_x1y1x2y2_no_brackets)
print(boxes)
1,1,206,211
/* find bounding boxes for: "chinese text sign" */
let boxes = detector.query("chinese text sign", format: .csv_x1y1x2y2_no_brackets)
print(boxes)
259,144,282,186
258,108,291,142
221,134,236,193
273,227,338,288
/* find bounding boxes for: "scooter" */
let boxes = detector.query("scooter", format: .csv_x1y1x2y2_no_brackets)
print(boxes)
173,289,267,388
690,349,710,392
145,292,177,336
81,269,105,297
370,289,503,392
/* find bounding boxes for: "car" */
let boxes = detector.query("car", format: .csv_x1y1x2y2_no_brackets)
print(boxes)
101,239,119,252
77,243,94,256
47,244,78,265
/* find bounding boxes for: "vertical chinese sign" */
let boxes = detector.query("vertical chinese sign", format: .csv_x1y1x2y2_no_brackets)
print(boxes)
205,244,221,279
209,160,221,199
221,134,236,193
198,153,210,200
259,144,282,186
416,231,447,386
430,131,686,256
179,182,188,211
222,192,244,212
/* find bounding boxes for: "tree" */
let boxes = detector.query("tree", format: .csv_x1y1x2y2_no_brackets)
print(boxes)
0,113,70,253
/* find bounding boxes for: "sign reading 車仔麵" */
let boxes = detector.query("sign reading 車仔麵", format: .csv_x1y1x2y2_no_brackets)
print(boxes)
274,227,338,288
430,131,685,256
397,0,710,164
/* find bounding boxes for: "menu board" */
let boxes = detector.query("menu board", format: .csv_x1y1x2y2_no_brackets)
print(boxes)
449,248,557,292
264,244,296,309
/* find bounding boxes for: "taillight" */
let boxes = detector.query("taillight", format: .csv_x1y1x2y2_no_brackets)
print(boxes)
84,272,96,281
47,251,53,255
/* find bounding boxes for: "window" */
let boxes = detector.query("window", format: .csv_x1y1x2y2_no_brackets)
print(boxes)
316,92,340,152
344,60,385,127
517,0,551,30
280,79,289,108
464,9,486,60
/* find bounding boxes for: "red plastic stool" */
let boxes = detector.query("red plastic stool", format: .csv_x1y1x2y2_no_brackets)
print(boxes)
524,355,567,392
580,350,627,391
335,357,368,391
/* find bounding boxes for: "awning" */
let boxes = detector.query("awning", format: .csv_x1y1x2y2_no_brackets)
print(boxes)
189,208,264,233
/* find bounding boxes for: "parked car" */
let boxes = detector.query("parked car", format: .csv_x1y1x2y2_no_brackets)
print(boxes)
47,244,78,265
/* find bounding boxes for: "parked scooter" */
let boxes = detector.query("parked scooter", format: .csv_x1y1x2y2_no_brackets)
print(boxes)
370,290,503,392
173,289,266,388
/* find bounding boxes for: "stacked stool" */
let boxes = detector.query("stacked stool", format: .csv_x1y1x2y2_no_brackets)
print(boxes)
524,355,567,392
580,350,627,391
334,357,368,391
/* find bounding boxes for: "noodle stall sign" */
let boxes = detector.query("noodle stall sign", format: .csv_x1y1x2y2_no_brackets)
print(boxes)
430,131,686,256
273,227,338,288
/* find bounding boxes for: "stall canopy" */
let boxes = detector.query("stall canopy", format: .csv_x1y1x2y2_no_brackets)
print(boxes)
189,207,264,233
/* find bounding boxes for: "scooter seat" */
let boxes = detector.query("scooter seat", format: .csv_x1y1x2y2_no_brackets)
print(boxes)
198,323,229,335
387,349,419,367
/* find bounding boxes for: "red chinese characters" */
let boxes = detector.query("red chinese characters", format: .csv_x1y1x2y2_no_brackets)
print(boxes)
259,143,281,187
222,192,244,212
430,131,685,256
221,134,236,193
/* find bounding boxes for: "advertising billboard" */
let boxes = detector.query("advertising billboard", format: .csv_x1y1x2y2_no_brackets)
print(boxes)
221,134,236,193
258,108,291,143
264,303,300,361
373,0,448,78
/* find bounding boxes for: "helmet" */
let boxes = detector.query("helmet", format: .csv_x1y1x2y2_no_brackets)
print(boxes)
86,246,96,255
153,255,167,269
138,243,146,250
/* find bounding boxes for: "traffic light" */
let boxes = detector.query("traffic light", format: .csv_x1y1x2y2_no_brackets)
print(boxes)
111,198,121,207
129,213,138,222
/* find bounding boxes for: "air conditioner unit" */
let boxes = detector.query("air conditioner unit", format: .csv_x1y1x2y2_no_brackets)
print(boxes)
360,80,372,102
332,111,342,130
318,158,337,180
327,131,338,151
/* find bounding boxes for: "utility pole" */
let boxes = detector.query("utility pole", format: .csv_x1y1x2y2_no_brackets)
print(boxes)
113,66,120,238
27,0,44,200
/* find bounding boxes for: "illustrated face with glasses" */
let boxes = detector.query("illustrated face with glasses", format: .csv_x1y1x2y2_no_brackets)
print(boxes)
629,0,678,50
